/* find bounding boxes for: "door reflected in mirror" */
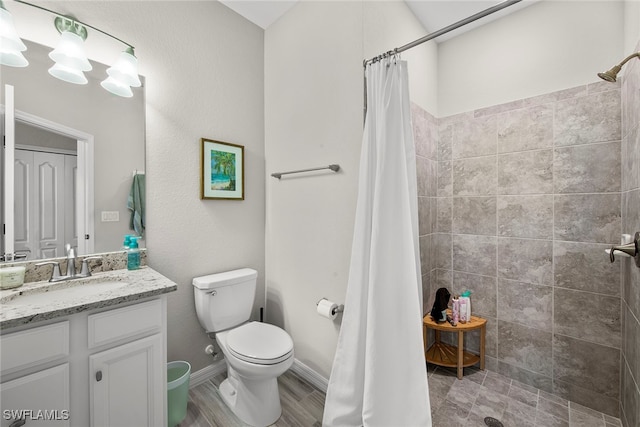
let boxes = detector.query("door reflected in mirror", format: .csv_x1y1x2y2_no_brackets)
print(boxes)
14,122,78,260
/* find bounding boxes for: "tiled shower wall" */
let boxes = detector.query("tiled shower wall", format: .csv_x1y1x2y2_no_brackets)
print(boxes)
414,81,625,417
413,104,439,314
621,42,640,427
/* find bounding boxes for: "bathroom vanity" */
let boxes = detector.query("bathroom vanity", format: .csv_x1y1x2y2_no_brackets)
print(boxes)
0,265,177,427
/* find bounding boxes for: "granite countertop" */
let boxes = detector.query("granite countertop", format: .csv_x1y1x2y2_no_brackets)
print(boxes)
0,266,177,330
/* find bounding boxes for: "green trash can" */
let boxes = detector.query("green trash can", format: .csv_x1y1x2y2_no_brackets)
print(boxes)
167,361,191,427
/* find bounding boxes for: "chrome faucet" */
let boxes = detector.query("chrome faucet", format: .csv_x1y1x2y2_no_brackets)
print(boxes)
609,232,640,267
65,244,77,277
36,244,103,283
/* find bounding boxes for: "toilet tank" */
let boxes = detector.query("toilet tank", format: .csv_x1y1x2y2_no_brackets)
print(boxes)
193,268,258,333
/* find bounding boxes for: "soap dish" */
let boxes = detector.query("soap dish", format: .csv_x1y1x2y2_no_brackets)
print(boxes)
0,266,26,290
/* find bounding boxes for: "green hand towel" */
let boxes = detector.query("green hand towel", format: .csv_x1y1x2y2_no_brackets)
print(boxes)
128,174,145,236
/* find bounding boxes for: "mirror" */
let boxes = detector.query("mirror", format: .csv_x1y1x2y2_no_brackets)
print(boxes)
1,39,145,261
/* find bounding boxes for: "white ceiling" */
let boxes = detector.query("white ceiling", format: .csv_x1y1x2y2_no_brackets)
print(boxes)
220,1,298,29
220,0,537,41
404,1,536,42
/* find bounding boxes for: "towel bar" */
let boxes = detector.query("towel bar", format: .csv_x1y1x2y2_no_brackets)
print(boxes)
271,164,340,179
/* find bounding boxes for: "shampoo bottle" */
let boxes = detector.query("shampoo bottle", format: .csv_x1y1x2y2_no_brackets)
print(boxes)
460,290,472,322
460,299,467,323
127,236,141,270
451,296,459,326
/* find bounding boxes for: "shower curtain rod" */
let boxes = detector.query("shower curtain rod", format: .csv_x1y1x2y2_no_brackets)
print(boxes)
363,0,522,67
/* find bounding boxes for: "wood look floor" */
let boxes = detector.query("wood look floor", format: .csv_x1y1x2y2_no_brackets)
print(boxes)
180,365,622,427
180,370,324,427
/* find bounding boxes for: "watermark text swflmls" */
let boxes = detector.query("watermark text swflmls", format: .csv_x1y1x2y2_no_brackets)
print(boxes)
3,409,70,421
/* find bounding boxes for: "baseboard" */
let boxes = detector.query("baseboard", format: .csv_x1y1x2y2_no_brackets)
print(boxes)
187,358,329,393
291,358,329,393
189,359,226,388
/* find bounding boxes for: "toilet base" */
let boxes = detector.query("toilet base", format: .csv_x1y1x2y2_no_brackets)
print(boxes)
219,367,282,427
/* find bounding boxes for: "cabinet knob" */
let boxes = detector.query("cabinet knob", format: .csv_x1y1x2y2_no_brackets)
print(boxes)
96,370,103,382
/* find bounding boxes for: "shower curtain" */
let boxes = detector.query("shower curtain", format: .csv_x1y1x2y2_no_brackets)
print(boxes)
322,58,431,426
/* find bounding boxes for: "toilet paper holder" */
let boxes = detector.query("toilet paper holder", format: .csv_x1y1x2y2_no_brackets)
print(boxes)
316,298,344,315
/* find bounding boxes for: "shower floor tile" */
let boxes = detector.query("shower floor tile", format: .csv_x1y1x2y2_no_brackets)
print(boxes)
180,364,622,427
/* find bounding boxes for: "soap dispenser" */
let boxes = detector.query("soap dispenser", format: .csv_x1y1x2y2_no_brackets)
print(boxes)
127,236,141,270
122,234,132,251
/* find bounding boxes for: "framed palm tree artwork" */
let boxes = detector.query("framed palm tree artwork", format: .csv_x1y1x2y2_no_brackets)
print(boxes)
200,138,244,200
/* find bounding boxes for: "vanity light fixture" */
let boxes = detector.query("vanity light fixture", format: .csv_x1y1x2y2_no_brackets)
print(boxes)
0,0,28,67
48,17,92,84
100,75,133,98
3,0,142,97
100,46,141,98
48,61,88,85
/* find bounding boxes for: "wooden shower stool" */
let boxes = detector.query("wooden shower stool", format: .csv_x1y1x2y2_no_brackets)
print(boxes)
422,312,486,380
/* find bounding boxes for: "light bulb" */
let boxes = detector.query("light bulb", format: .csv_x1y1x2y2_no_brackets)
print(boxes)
100,76,133,98
48,62,88,85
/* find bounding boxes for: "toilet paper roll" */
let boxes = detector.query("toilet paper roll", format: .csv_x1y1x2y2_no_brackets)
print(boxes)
317,299,338,319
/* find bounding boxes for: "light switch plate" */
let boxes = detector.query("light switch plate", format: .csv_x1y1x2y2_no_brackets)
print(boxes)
101,211,120,222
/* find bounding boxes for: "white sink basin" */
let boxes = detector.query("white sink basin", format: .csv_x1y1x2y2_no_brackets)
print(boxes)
2,281,129,306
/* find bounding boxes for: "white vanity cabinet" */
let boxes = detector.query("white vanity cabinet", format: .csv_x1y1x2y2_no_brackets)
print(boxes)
87,299,165,427
0,364,70,427
0,321,71,427
0,297,168,427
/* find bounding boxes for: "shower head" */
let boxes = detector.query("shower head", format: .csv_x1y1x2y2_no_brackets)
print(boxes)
598,52,640,82
598,65,622,82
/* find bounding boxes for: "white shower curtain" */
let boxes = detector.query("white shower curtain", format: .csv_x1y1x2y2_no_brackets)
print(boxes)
323,58,431,426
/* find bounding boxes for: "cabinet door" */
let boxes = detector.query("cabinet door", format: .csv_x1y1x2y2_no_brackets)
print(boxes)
90,334,164,427
0,363,70,427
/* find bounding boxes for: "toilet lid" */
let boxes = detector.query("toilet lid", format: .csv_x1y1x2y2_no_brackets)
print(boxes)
226,322,293,365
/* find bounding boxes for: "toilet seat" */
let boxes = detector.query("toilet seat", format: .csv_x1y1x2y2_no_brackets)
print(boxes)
226,322,293,365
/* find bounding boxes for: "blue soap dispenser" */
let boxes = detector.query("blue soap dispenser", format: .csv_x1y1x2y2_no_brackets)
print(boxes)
122,234,132,251
127,236,141,270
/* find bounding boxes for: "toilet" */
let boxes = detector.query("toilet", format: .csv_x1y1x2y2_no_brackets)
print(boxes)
192,268,294,427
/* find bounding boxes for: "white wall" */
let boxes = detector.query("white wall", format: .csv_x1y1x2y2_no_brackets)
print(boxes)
8,1,266,373
264,0,435,379
438,1,625,116
15,122,76,152
625,0,640,53
363,1,439,114
133,1,265,372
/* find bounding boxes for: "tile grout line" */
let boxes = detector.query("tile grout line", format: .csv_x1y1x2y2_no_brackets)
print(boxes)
495,111,500,379
551,98,557,419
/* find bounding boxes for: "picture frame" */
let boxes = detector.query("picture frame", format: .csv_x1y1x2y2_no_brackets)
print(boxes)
200,138,244,200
